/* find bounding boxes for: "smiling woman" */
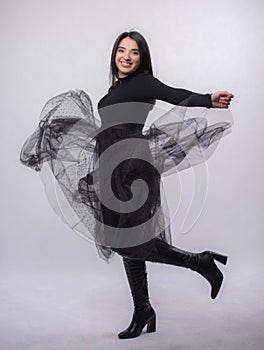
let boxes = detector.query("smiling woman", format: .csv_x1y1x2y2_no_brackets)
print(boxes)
86,31,233,339
115,37,141,78
109,31,154,90
20,30,234,341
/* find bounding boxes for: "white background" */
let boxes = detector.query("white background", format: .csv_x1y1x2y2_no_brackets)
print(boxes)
1,0,263,349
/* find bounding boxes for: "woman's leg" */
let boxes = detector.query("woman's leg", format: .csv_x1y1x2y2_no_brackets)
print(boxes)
114,237,228,300
117,257,156,339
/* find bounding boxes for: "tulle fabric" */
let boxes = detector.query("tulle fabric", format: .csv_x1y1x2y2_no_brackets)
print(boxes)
20,89,233,262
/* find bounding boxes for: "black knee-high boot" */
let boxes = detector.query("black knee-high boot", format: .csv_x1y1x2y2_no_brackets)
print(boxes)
118,258,156,339
144,238,228,299
115,238,228,300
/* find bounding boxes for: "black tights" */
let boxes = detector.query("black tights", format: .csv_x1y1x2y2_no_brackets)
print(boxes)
112,237,195,268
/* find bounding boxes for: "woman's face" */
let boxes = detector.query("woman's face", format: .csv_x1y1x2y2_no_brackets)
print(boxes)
115,37,140,78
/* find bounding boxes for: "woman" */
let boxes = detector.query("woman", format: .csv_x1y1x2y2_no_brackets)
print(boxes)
20,31,233,339
95,31,233,339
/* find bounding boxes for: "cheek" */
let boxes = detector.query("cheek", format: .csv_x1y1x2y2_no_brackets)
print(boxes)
115,53,120,64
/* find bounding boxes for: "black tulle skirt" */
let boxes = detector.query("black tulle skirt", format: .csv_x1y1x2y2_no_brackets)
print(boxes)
20,90,233,262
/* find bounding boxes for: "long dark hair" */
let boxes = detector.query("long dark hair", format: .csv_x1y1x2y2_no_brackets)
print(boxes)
109,31,153,90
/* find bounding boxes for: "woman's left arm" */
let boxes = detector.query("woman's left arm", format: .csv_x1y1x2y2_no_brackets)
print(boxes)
136,75,234,109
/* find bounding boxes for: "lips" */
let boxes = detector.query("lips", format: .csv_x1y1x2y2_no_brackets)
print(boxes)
120,61,132,68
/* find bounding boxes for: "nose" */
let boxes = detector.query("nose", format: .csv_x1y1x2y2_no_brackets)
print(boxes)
123,52,131,61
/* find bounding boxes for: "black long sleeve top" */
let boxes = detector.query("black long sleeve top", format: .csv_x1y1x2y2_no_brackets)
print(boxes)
97,72,213,110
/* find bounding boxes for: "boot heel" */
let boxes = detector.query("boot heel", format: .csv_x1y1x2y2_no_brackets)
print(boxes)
212,253,228,265
146,316,156,333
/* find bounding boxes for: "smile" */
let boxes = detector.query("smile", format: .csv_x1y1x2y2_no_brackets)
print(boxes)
120,62,132,68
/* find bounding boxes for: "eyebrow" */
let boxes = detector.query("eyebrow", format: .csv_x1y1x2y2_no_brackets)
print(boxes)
117,46,139,52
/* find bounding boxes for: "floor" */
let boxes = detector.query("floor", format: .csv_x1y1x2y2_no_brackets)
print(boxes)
1,259,263,350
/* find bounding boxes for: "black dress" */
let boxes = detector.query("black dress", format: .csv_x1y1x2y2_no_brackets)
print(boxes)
20,72,232,262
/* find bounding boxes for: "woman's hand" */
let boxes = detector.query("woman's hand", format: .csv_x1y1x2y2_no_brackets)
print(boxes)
211,91,234,108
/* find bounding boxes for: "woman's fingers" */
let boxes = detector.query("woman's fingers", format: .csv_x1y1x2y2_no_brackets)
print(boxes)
222,91,234,97
219,94,234,106
211,91,234,108
220,92,234,100
219,97,231,108
220,98,231,104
